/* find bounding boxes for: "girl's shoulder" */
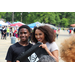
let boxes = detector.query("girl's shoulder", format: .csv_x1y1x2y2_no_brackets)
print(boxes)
46,42,58,52
46,42,56,45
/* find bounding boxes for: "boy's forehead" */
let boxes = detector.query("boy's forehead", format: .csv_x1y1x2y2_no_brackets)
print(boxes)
20,28,28,30
20,28,29,32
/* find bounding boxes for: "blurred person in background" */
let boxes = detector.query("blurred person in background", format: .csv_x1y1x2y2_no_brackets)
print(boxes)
6,26,10,37
3,26,7,40
9,27,13,37
1,27,3,39
69,29,71,34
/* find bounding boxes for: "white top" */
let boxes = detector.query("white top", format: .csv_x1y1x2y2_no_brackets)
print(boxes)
46,42,58,52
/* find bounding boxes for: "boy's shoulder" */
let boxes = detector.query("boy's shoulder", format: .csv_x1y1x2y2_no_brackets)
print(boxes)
10,42,19,47
29,43,33,47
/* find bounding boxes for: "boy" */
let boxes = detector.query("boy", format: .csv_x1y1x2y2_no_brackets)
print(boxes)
5,25,33,62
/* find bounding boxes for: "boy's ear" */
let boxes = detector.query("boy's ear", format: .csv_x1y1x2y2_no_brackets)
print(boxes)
18,32,19,36
29,33,31,36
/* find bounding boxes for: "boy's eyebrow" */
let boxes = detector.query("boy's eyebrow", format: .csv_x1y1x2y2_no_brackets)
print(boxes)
20,31,27,33
20,32,27,33
24,31,27,32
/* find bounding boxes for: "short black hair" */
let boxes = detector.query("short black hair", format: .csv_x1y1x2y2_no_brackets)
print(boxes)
18,25,31,36
18,25,31,33
73,28,75,33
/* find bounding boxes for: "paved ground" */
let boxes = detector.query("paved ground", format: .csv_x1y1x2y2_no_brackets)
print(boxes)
55,30,72,62
0,36,18,62
0,30,73,62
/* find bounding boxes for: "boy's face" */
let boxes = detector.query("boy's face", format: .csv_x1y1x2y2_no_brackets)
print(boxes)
19,28,30,42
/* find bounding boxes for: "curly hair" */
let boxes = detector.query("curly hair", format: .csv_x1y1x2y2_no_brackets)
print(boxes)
31,25,56,43
60,36,75,62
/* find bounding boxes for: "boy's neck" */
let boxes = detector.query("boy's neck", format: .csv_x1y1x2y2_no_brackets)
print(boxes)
19,41,29,46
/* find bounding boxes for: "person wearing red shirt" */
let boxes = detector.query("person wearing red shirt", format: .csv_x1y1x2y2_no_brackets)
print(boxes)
13,30,17,37
69,29,71,34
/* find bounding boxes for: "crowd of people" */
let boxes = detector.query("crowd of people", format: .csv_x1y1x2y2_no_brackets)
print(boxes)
0,26,19,40
0,26,12,39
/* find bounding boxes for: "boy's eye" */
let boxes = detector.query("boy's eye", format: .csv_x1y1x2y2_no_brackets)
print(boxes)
24,32,27,34
20,32,27,35
20,32,22,34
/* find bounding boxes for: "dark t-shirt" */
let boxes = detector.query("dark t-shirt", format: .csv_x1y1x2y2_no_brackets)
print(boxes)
3,29,6,36
1,29,6,35
5,42,33,62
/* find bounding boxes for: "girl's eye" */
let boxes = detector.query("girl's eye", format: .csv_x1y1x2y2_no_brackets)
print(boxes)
35,34,37,35
39,33,42,35
35,33,42,35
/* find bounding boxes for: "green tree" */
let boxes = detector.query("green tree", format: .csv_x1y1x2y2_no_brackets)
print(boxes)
55,12,61,26
66,12,75,25
0,12,6,18
1,12,75,27
61,18,69,27
4,12,12,22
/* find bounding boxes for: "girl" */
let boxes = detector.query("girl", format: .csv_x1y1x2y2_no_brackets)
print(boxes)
31,25,59,62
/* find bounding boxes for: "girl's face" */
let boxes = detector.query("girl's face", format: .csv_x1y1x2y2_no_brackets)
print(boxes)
35,29,46,43
19,28,30,42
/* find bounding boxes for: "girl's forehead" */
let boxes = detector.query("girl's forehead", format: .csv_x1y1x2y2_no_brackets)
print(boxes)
35,29,43,33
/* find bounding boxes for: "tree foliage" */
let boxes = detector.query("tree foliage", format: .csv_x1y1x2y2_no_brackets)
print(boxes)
0,12,75,27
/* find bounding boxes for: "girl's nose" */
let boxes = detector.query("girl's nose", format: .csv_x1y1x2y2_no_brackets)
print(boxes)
37,35,40,38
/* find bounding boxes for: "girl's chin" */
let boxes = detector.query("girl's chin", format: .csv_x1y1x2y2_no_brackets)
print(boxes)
38,40,42,42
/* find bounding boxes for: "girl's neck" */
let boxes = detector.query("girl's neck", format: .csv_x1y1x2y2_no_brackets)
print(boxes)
42,40,47,44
